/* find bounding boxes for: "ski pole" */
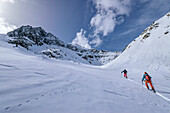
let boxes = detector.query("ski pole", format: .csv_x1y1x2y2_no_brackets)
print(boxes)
142,80,143,86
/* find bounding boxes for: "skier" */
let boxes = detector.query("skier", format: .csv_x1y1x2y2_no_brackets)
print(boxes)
142,72,156,93
121,69,128,78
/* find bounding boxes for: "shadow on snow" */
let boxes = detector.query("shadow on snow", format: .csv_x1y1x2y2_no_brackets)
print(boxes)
157,90,170,95
103,90,129,97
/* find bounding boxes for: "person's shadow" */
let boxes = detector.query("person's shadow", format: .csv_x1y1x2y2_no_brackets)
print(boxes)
156,90,170,94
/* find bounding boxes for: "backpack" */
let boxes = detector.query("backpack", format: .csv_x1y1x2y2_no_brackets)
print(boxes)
122,70,127,73
145,74,151,81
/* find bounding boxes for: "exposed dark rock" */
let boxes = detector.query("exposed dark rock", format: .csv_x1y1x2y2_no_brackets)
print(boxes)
164,31,169,34
7,25,121,65
143,33,150,39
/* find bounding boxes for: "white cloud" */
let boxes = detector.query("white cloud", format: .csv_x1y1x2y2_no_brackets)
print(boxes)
0,0,15,3
72,29,91,49
73,0,132,48
0,0,27,3
90,11,116,36
0,17,17,34
90,0,132,37
90,36,102,47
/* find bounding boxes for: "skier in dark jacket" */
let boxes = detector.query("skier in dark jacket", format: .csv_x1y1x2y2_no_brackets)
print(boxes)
142,72,156,93
121,69,128,78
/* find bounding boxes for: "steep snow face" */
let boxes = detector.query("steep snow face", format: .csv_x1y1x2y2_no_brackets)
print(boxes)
6,25,121,65
104,12,170,71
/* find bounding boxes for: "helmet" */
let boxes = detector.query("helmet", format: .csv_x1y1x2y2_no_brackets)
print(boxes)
144,72,147,74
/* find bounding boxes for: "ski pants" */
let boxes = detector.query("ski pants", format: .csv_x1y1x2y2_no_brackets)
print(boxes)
145,80,154,90
124,73,127,78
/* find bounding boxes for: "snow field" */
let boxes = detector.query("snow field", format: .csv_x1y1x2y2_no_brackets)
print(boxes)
0,42,170,113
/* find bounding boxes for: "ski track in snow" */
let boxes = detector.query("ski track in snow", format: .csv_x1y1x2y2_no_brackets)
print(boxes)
0,63,19,70
0,79,83,113
128,78,170,102
0,68,170,113
103,90,129,97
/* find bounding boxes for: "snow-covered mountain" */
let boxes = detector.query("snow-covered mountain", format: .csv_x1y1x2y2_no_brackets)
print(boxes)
0,31,170,113
6,25,120,65
104,12,170,72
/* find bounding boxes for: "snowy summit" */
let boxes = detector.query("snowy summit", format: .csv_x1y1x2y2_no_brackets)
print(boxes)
7,25,120,65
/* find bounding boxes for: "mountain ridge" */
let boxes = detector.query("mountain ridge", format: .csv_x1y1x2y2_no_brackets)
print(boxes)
104,12,170,71
6,25,121,65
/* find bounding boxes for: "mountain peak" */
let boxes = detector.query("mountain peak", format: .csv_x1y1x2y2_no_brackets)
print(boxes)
7,25,65,47
6,25,120,65
8,25,47,37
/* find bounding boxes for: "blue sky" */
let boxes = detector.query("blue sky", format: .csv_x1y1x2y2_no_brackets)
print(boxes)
0,0,170,51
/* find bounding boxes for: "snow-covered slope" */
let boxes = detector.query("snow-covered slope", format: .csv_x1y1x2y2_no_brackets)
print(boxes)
104,12,170,71
6,25,120,65
0,33,170,113
101,12,170,98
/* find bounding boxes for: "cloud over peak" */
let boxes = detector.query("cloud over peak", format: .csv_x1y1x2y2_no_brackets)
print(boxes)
0,17,17,34
72,0,132,48
72,29,91,49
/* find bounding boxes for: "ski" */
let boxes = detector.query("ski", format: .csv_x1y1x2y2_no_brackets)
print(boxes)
148,89,156,93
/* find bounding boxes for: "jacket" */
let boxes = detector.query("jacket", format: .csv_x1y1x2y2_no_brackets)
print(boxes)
121,70,127,74
142,74,151,81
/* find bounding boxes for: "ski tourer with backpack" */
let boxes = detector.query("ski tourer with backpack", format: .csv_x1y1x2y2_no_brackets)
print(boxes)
142,72,156,93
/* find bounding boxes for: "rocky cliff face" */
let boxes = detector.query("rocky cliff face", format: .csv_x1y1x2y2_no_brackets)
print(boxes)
7,25,121,65
7,25,65,48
